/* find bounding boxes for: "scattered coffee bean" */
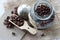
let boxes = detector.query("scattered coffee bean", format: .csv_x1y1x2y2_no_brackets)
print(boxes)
14,7,18,15
11,11,14,14
7,16,10,20
4,16,15,28
11,11,17,15
41,33,45,37
11,7,18,15
7,22,14,28
4,19,8,25
12,32,16,36
14,7,18,10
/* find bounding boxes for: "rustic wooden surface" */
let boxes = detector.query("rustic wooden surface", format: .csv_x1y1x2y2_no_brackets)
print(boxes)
0,0,60,40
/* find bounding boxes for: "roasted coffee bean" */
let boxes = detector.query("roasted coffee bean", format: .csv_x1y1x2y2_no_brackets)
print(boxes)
12,32,16,36
7,16,10,20
12,14,17,17
10,25,14,28
39,15,54,26
16,16,23,21
17,18,20,21
41,33,45,37
4,20,10,25
11,7,18,15
7,23,14,28
4,19,8,22
4,19,9,25
14,13,18,15
16,16,21,21
11,11,14,14
16,21,20,24
11,16,16,21
19,22,24,26
4,18,15,28
14,8,18,15
11,11,18,15
6,25,10,28
12,20,17,24
7,24,12,28
14,7,18,10
19,19,24,22
42,21,46,24
40,21,45,26
37,5,40,7
39,20,47,26
41,5,45,8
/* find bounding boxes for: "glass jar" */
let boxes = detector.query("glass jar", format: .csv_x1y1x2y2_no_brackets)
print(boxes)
30,0,55,29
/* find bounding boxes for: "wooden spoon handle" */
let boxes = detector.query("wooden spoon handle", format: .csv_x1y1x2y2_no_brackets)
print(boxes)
9,19,37,35
20,21,37,35
26,26,37,35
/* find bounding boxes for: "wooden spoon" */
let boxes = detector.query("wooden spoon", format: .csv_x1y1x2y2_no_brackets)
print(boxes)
8,19,37,35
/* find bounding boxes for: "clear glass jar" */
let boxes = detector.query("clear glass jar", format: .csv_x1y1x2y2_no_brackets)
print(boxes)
30,0,55,29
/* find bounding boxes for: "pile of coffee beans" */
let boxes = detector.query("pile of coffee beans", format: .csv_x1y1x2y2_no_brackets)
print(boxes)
11,15,24,26
4,7,24,28
4,6,31,28
35,5,50,17
4,15,24,28
35,5,54,26
4,16,15,28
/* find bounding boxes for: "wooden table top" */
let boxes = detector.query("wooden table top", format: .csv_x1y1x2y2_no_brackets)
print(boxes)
0,0,60,40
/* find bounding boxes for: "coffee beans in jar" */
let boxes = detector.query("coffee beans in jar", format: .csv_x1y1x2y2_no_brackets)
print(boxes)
39,14,54,26
35,5,50,17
